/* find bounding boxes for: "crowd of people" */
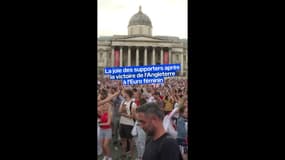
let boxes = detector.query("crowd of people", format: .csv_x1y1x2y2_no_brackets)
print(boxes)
97,76,189,160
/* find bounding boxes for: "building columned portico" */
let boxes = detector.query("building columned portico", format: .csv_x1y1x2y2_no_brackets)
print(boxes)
110,46,171,67
98,6,188,77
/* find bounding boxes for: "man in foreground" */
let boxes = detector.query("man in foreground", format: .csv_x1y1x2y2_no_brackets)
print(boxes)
136,103,183,160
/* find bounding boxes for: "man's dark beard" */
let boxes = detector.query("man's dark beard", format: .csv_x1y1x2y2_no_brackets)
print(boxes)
145,126,155,137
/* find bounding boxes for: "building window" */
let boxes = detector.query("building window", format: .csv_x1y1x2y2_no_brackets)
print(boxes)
176,54,179,61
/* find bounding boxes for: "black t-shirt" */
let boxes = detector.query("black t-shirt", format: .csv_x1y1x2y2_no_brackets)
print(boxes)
143,133,183,160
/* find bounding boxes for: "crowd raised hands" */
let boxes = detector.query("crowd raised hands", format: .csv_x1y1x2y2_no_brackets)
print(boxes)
97,77,189,160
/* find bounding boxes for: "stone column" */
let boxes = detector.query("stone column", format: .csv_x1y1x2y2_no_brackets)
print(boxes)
128,47,131,66
181,53,184,76
120,47,123,66
136,47,139,66
186,51,188,70
186,51,188,66
152,47,156,65
169,48,172,64
144,47,147,65
111,47,114,67
160,48,163,65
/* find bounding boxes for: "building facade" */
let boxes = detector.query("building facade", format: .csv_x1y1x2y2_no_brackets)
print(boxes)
98,6,188,77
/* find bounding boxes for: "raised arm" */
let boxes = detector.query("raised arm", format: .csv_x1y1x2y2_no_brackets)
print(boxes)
119,100,124,114
168,97,187,119
98,91,120,106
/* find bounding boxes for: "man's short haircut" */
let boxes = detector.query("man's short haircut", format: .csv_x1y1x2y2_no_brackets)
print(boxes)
136,102,164,121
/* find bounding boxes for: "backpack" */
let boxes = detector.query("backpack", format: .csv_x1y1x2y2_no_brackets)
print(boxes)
129,101,136,122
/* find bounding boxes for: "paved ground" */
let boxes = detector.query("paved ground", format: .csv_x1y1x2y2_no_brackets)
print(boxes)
97,140,138,160
97,138,189,160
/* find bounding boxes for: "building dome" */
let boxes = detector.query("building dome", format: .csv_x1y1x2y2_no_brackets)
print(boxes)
128,6,152,27
128,6,153,36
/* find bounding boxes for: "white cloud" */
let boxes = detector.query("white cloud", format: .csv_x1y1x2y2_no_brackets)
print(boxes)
98,0,188,39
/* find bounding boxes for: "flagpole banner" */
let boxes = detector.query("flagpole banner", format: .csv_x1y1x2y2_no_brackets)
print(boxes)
164,51,169,64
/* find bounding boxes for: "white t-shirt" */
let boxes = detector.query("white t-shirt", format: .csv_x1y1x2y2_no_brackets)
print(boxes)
163,107,178,139
147,96,156,103
119,100,137,126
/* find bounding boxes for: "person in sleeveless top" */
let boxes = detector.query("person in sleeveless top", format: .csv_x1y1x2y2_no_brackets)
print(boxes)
119,89,137,160
98,89,113,160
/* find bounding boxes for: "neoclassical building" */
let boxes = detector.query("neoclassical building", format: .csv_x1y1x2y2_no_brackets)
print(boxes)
98,6,188,77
